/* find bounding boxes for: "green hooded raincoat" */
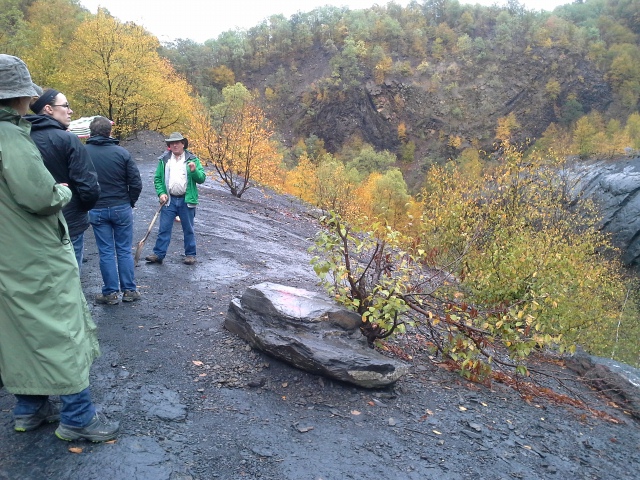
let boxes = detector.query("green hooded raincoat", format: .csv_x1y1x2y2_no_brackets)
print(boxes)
0,106,100,395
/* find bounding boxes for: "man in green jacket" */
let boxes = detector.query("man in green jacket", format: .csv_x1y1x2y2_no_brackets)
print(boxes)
0,54,118,442
146,132,206,265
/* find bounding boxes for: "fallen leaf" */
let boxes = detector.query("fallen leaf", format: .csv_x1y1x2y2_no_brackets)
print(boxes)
523,445,532,450
481,402,488,407
351,410,361,416
282,382,288,388
367,401,375,406
199,373,207,377
105,440,117,444
426,409,434,415
459,406,467,411
432,430,442,435
192,360,203,366
68,447,83,454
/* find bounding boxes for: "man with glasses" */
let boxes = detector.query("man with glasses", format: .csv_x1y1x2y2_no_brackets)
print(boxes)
26,89,100,271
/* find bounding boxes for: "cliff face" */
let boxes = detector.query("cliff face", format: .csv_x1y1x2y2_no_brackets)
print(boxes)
241,43,614,186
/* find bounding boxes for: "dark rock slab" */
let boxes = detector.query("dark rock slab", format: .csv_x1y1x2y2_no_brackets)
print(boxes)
224,282,409,388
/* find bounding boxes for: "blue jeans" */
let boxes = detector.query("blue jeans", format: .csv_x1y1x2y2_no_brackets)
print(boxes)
71,233,84,273
89,204,136,295
14,387,96,427
153,196,196,259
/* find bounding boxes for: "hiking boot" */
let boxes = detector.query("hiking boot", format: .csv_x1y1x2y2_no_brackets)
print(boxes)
122,290,141,302
95,292,119,305
14,400,60,432
145,254,163,264
55,413,120,443
183,256,196,265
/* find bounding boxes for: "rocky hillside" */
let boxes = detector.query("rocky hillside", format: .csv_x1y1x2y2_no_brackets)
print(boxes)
163,0,639,187
243,43,613,185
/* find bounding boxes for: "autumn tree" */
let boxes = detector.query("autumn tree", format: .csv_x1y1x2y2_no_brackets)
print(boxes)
572,112,604,158
495,112,520,143
363,168,410,228
313,155,360,217
283,153,318,204
204,65,235,90
345,144,396,179
189,83,283,198
21,0,85,88
625,112,640,150
61,9,195,137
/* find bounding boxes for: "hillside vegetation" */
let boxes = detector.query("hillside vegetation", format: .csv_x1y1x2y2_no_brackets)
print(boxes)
161,0,640,187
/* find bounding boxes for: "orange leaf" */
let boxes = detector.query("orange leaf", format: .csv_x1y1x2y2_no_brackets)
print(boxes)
68,447,83,454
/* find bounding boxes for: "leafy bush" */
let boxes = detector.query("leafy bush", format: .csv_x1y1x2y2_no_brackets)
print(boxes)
310,144,635,379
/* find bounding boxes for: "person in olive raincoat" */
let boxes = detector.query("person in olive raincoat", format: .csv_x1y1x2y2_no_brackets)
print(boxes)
0,54,118,442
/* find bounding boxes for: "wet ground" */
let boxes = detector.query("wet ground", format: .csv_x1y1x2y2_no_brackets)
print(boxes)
1,132,639,479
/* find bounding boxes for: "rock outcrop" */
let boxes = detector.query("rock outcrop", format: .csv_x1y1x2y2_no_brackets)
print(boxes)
570,156,640,265
224,282,409,388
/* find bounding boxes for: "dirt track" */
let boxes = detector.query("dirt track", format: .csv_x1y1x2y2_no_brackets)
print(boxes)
1,131,639,480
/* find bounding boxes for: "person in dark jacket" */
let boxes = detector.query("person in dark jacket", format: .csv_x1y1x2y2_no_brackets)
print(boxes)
85,116,143,304
25,89,100,271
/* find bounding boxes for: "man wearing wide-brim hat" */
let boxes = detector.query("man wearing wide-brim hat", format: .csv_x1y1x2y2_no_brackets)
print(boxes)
145,132,206,265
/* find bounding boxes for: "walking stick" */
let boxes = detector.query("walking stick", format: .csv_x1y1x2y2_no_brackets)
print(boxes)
134,202,163,266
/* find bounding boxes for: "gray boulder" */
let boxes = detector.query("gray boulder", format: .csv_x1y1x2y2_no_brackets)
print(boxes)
224,282,409,388
570,156,640,265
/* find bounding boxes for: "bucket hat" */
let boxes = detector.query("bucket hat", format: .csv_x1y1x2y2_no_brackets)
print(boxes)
0,55,40,100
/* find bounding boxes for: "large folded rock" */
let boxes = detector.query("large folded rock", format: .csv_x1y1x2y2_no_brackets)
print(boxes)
569,156,640,265
224,282,409,388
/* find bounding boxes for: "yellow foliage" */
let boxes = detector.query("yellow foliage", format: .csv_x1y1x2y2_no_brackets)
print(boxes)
21,24,64,88
284,154,318,204
265,87,276,102
22,0,83,87
448,135,463,149
188,89,283,197
457,148,483,180
545,78,561,101
416,146,625,356
495,113,519,143
205,65,235,89
374,56,393,84
397,122,407,141
61,9,196,137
